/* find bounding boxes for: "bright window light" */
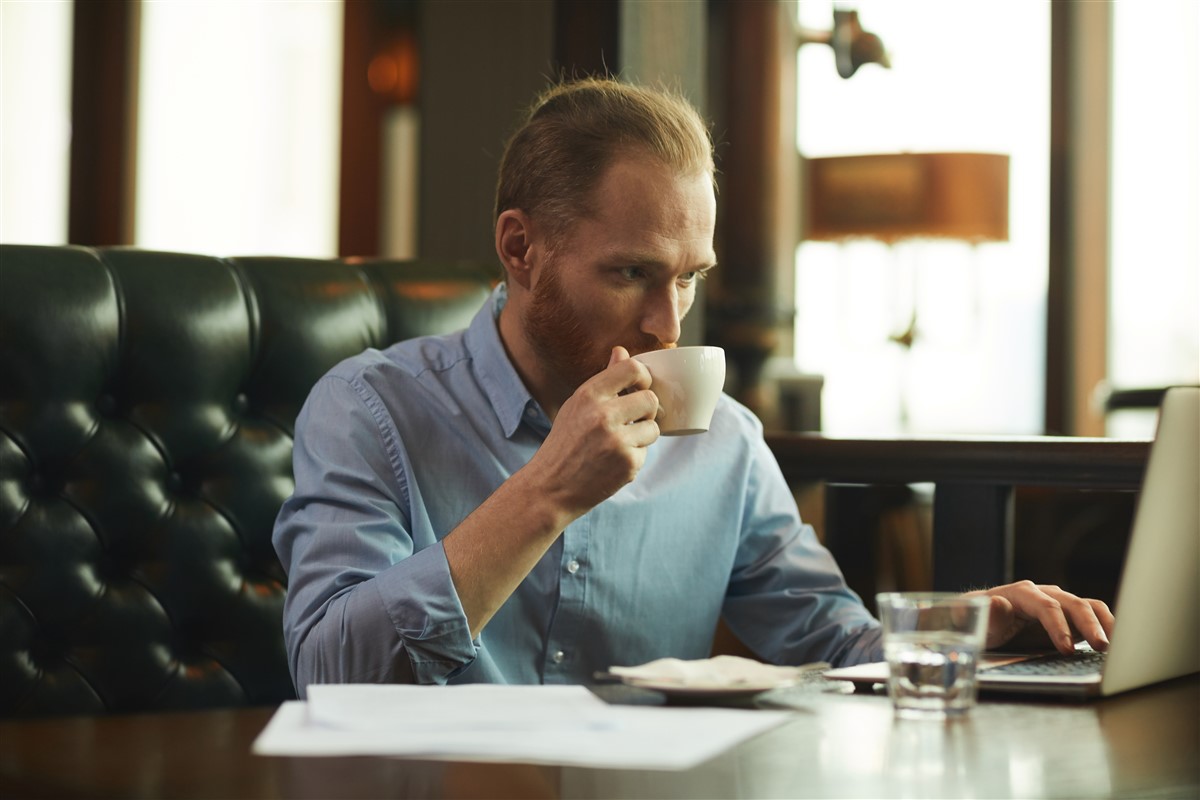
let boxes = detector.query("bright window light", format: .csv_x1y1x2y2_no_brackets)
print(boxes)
1,0,74,245
135,1,343,257
1108,0,1200,438
795,0,1049,435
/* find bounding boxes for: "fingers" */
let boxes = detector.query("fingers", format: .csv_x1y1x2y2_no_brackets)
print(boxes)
968,588,1058,651
983,594,1015,647
1090,598,1117,641
610,387,659,428
1031,590,1078,655
525,349,669,519
622,416,661,448
590,348,652,398
1037,585,1112,653
581,350,659,433
975,582,1114,655
558,350,659,442
608,345,630,367
1071,594,1114,651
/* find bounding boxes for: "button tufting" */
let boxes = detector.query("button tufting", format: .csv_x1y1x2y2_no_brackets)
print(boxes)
234,393,249,414
28,627,68,668
167,472,184,492
95,551,127,582
26,469,64,496
96,394,117,416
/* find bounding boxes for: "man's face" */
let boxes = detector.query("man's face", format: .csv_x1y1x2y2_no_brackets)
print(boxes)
521,156,717,393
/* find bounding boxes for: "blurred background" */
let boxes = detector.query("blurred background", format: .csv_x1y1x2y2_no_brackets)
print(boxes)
3,0,1197,440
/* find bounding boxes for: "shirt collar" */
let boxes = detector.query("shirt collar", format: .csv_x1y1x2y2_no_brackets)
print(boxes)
464,284,547,438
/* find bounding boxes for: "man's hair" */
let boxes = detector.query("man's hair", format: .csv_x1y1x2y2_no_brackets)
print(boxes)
494,77,715,244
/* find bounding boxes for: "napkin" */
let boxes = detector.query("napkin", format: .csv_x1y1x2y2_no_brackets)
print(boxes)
607,655,829,691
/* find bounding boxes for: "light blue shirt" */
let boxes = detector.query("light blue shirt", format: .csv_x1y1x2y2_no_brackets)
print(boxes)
274,287,881,695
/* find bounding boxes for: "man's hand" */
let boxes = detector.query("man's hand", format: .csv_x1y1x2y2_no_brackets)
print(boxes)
443,347,660,638
964,581,1115,654
528,346,660,517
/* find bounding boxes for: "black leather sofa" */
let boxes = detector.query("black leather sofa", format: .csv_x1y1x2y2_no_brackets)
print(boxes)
0,245,495,717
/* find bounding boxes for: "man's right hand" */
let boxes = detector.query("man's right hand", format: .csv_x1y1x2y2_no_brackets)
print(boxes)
442,346,660,638
527,346,661,518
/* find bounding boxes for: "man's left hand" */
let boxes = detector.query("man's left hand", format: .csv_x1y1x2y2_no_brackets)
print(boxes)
963,581,1115,654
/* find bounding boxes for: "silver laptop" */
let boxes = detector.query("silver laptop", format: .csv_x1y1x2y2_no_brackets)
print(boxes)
826,386,1200,698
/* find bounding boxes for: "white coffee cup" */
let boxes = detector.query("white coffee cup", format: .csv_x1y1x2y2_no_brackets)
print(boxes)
631,346,726,435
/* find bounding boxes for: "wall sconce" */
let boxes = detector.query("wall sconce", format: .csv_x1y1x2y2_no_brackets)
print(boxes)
798,8,891,79
368,28,420,106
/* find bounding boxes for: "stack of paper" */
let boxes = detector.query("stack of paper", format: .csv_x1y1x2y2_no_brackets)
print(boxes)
252,683,791,771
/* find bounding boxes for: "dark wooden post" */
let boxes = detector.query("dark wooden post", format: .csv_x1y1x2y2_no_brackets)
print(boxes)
707,0,795,422
932,484,1014,592
68,0,135,246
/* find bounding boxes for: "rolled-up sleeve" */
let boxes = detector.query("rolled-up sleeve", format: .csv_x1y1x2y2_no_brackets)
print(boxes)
273,373,479,696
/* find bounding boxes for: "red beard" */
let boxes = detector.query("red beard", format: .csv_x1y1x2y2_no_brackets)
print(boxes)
522,262,665,393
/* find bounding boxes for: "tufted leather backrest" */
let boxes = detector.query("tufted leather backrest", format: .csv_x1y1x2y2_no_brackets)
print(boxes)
0,245,495,717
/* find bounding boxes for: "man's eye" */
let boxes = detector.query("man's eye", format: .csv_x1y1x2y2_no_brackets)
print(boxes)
620,267,646,281
678,270,707,286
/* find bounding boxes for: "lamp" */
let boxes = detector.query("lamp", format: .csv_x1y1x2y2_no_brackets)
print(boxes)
805,152,1008,243
798,8,892,79
801,152,1010,426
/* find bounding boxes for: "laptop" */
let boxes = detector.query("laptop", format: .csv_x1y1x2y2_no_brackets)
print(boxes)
825,386,1200,698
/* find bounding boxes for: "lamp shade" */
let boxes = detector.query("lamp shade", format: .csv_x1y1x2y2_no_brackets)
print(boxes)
803,152,1009,244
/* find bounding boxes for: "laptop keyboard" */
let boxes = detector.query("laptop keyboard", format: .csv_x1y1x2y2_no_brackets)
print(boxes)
985,649,1107,677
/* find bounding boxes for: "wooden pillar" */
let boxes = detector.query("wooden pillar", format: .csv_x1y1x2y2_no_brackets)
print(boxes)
1046,1,1111,436
932,484,1014,592
68,0,136,246
338,1,386,257
707,0,797,422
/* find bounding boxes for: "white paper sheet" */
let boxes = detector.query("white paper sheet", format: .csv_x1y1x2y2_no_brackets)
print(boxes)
252,684,792,771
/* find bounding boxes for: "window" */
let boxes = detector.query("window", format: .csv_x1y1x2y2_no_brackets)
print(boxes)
794,1,1050,435
0,1,73,245
134,1,343,257
1108,0,1200,437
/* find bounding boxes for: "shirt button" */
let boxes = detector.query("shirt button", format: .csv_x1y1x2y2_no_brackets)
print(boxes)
566,559,580,574
553,650,565,663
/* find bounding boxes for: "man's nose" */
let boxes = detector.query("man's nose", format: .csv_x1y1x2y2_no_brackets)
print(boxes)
641,284,684,345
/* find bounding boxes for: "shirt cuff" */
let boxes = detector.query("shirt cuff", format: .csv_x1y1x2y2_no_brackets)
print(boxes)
373,541,480,683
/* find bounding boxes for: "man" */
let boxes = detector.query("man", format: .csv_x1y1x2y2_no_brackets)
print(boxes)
273,78,1113,694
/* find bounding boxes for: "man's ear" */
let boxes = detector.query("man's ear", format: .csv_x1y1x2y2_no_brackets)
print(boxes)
495,209,536,290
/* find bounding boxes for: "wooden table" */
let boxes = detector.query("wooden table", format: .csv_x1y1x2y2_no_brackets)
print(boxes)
2,677,1196,799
